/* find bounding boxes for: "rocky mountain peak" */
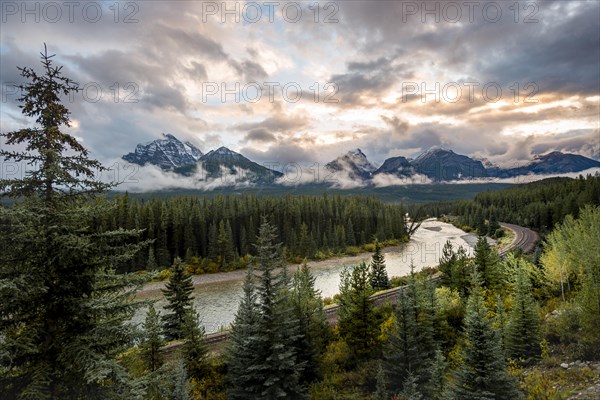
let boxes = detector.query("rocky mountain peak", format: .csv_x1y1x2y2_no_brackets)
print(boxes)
122,133,203,170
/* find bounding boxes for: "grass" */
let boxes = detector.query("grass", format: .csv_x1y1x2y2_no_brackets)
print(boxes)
495,227,515,249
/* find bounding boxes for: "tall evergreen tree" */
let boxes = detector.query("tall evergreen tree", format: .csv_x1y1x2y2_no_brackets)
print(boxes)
505,267,541,363
451,275,520,400
290,262,330,384
141,305,164,372
147,247,158,271
401,372,424,400
473,236,501,289
226,269,261,399
451,246,471,297
228,220,306,399
161,258,195,341
217,219,236,268
370,240,391,291
427,349,450,400
181,308,208,379
438,240,456,287
338,262,378,360
489,214,501,236
385,265,438,396
494,295,508,352
0,46,147,399
171,358,191,400
385,288,418,394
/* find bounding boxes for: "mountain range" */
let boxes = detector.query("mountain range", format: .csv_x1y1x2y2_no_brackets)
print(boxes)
122,135,600,187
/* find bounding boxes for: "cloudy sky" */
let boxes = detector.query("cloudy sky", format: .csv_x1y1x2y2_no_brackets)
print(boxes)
1,0,599,170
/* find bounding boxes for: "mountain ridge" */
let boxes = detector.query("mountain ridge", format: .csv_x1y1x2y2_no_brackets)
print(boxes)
121,135,600,188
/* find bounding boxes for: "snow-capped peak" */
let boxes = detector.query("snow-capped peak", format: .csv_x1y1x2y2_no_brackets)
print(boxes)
122,133,203,170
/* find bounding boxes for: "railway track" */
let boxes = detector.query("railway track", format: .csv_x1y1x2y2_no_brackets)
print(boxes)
499,222,539,255
160,222,539,355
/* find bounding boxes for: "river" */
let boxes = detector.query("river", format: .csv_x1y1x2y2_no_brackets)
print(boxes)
132,219,477,334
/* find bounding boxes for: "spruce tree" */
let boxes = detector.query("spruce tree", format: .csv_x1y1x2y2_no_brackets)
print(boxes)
0,46,147,399
338,262,378,360
370,240,391,291
427,349,450,400
290,262,330,384
147,247,158,271
438,240,456,287
489,214,501,236
451,275,520,400
141,305,164,372
252,219,306,399
161,257,195,341
385,288,419,394
451,246,471,297
171,358,191,400
401,372,424,400
494,295,508,351
226,269,262,399
181,308,208,379
217,219,236,269
227,219,306,399
473,236,501,289
385,265,438,396
505,267,541,363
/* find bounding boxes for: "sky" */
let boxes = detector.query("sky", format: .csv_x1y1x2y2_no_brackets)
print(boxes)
1,0,599,173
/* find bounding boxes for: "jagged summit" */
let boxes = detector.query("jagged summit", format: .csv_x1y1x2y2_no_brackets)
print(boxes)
326,148,376,180
122,133,203,170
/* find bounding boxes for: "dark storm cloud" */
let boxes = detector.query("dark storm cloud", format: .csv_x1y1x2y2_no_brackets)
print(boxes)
330,56,412,107
336,0,600,96
482,4,600,94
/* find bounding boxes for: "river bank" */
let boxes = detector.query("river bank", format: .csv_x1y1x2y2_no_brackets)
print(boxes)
136,243,407,299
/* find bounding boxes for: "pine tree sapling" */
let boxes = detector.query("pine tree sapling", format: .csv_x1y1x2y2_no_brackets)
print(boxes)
161,257,195,341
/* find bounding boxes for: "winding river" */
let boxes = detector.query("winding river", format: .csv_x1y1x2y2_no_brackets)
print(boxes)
133,219,477,334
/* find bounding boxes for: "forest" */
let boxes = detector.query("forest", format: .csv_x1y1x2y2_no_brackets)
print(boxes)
1,49,599,400
415,175,600,235
107,193,408,274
